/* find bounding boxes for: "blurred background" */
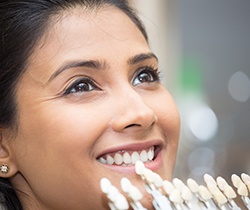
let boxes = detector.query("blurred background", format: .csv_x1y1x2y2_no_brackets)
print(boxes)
132,0,250,184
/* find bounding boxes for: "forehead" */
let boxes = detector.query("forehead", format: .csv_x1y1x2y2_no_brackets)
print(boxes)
31,6,147,61
24,6,149,82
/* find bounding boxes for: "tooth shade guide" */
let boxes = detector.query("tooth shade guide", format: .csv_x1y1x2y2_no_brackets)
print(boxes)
223,185,237,199
180,186,193,201
169,189,182,204
212,188,227,205
150,172,163,188
204,174,217,186
163,180,175,195
198,185,213,200
241,173,250,191
241,173,250,185
237,182,248,197
187,178,199,193
172,178,186,191
135,160,145,175
121,177,132,193
142,168,153,183
100,178,129,210
231,174,242,188
128,185,143,201
100,177,112,194
100,161,250,209
216,176,229,191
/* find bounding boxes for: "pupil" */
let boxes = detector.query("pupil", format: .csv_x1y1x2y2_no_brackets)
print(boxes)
139,73,150,82
77,83,88,91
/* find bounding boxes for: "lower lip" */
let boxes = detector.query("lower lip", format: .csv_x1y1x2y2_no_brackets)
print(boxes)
99,151,164,174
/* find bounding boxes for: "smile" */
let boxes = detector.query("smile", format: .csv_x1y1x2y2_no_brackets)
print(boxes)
97,146,160,166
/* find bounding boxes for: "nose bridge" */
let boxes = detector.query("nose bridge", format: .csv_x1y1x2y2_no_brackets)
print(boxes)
111,85,156,131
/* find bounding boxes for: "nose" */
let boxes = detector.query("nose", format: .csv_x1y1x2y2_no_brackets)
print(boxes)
111,87,158,132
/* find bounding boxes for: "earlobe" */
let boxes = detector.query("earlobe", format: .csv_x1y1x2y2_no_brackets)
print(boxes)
0,131,19,178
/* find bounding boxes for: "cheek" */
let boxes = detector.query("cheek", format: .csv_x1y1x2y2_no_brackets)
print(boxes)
14,102,109,171
157,91,180,146
148,89,180,132
12,104,109,208
149,90,180,175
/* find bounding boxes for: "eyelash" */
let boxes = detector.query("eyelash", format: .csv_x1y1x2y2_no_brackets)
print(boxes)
64,77,100,95
132,66,161,86
63,66,160,95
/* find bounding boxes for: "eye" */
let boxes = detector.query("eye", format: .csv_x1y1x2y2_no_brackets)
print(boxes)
64,78,100,95
132,66,160,86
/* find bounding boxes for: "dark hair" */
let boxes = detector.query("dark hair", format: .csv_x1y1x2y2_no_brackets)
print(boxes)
0,0,148,209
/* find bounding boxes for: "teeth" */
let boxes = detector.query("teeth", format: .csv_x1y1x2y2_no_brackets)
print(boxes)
140,150,148,162
148,149,154,160
114,153,123,165
123,152,131,164
98,147,155,166
131,152,140,164
107,155,114,165
99,157,107,164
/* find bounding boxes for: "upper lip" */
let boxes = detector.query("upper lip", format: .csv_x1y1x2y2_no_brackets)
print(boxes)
96,139,163,160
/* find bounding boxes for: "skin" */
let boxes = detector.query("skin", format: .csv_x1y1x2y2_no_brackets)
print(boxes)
0,5,180,210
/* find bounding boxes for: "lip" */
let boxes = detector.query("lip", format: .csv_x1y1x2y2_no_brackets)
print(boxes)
96,140,164,174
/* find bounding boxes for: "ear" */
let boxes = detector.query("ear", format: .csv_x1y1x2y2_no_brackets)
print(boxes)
0,129,19,178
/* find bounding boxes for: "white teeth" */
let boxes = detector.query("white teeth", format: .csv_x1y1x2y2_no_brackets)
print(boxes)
114,153,123,165
140,150,148,162
123,152,131,164
99,157,107,164
98,147,155,166
148,149,154,160
131,152,140,164
107,155,114,165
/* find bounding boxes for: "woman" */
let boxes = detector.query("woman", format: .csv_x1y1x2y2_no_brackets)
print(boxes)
0,0,180,209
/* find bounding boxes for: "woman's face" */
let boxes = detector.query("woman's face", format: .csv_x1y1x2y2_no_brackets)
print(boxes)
9,6,180,210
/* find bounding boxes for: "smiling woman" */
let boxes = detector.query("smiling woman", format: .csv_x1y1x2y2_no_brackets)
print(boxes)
0,0,180,209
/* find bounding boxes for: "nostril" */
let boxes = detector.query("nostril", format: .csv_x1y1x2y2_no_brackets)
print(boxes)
124,123,140,129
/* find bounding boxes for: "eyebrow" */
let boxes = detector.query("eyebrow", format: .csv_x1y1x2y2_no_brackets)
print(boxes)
47,60,106,83
47,52,158,83
128,52,158,65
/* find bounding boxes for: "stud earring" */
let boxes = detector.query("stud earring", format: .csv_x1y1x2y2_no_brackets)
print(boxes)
0,164,9,174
